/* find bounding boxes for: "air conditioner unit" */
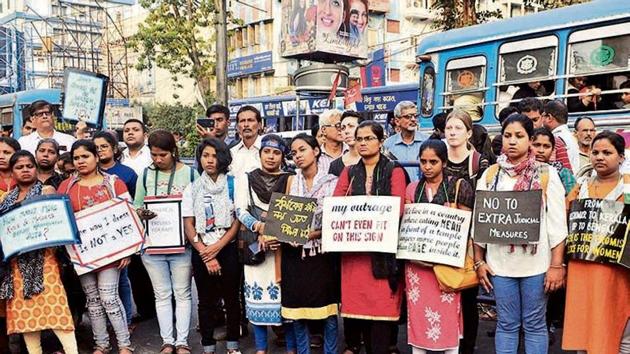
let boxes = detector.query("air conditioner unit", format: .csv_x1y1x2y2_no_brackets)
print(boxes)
405,7,434,20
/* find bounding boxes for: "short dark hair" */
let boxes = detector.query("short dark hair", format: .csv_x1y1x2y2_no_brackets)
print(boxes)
23,116,32,126
544,100,568,124
70,139,98,159
574,116,595,131
206,104,230,119
291,133,321,160
341,110,363,121
310,123,320,138
59,152,73,164
236,105,262,123
432,112,447,132
9,150,36,170
123,118,147,133
29,100,52,116
502,113,534,138
419,139,448,162
148,129,179,161
355,120,384,141
498,106,520,124
592,131,625,156
532,127,556,149
518,97,543,114
196,137,232,175
93,130,122,162
36,138,60,156
0,137,21,152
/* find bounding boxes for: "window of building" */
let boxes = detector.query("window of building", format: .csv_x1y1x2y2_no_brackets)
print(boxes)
566,22,630,113
386,20,400,34
390,68,400,82
420,65,435,117
443,55,487,121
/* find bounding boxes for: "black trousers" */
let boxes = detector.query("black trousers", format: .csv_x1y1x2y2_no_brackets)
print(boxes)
192,242,242,346
343,318,397,354
460,287,479,354
127,254,156,319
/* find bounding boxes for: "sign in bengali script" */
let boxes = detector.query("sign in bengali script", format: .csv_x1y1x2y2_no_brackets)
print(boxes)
264,193,317,245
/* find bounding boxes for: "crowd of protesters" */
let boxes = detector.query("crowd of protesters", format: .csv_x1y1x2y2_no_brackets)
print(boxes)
0,97,628,354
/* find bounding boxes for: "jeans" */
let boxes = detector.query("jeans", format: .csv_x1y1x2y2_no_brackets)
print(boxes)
142,248,193,347
119,267,133,325
294,316,337,354
253,323,296,351
493,274,548,354
192,242,241,352
80,267,130,349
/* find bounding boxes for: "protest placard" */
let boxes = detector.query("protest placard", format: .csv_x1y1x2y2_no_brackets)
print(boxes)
397,203,472,267
321,195,400,253
567,198,630,268
144,196,186,254
264,192,317,245
0,195,79,260
473,190,542,245
67,199,145,275
62,69,108,128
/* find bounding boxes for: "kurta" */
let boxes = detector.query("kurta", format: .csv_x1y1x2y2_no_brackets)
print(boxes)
563,178,630,354
6,249,74,334
333,165,406,321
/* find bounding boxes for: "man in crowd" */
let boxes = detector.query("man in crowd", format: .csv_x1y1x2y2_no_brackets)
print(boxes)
35,138,63,189
18,100,75,154
318,109,346,172
197,104,236,147
428,112,447,140
230,105,263,176
543,100,580,174
518,97,544,129
329,110,363,177
383,100,428,181
121,118,152,177
574,116,596,170
620,80,630,109
22,116,36,137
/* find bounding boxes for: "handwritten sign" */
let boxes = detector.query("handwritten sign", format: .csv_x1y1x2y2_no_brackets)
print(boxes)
322,195,400,253
567,199,630,268
0,195,79,260
473,190,542,245
67,199,145,275
397,203,472,267
264,193,317,245
144,196,186,254
62,69,108,127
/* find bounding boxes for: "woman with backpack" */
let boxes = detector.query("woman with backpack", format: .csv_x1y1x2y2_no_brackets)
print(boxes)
134,130,198,354
473,114,567,354
58,140,133,354
182,138,242,354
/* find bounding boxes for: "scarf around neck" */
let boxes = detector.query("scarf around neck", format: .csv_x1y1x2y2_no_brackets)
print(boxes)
0,182,45,300
350,154,396,196
191,172,234,238
248,168,292,204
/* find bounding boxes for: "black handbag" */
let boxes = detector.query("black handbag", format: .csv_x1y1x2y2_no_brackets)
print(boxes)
237,183,266,266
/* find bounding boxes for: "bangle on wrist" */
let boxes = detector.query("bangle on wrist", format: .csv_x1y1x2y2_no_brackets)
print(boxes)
473,260,486,271
549,263,566,269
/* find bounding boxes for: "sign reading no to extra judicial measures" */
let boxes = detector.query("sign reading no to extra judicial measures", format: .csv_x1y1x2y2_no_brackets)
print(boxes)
473,190,542,244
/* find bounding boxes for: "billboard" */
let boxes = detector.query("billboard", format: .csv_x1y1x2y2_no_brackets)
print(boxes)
227,51,273,78
281,0,368,62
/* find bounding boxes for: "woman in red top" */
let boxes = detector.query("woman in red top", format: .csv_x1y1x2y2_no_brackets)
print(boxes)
58,140,132,354
333,121,406,354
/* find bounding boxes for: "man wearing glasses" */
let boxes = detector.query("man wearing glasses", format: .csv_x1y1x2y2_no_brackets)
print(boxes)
18,100,76,155
383,101,429,181
318,109,347,172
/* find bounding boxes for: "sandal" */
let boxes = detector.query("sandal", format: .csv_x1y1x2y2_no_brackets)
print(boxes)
160,344,175,354
175,345,192,354
93,346,111,354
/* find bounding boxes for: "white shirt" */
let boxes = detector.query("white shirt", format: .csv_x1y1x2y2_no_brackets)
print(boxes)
18,130,76,155
181,184,231,245
552,124,581,174
229,135,263,178
474,165,568,278
121,145,153,177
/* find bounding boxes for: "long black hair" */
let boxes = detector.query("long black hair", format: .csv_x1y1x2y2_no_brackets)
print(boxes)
418,139,448,163
93,130,122,162
195,138,232,175
290,133,321,160
148,129,179,162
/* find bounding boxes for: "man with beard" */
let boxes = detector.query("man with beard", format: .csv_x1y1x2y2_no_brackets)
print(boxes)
574,116,596,170
121,118,152,177
35,138,63,189
383,100,428,181
318,109,347,173
229,105,263,176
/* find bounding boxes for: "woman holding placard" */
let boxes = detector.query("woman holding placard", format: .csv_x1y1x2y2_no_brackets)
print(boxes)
562,131,630,354
0,150,78,354
473,114,567,354
58,140,133,354
133,130,198,354
182,138,242,354
282,133,339,353
404,139,474,354
332,121,406,354
234,134,297,354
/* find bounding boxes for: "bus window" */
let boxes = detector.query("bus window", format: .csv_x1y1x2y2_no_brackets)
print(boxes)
496,36,558,114
566,22,630,113
420,66,435,118
444,56,486,121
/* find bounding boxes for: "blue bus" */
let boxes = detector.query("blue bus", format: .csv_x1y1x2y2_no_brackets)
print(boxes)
416,0,630,132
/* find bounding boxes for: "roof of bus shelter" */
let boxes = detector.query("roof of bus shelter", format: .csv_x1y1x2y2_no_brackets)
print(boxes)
417,0,630,55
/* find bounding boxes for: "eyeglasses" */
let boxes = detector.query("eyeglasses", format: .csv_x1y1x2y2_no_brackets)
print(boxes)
33,111,52,118
96,144,112,151
399,113,419,120
355,136,379,143
323,123,342,130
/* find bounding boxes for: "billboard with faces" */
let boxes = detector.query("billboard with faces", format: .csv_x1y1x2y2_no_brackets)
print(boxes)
281,0,368,62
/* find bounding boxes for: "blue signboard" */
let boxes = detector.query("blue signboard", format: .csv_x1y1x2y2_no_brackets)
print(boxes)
227,51,273,78
356,83,418,112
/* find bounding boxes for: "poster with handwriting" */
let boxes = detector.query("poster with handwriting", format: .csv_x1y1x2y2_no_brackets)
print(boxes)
62,69,108,127
264,193,317,245
144,196,185,254
0,195,79,260
567,198,630,268
322,195,400,253
473,190,542,245
67,199,145,275
397,203,472,267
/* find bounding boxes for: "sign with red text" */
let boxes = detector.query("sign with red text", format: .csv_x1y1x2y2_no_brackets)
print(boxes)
321,196,400,253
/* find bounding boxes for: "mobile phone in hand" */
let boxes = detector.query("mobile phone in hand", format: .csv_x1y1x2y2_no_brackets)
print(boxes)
197,118,215,129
